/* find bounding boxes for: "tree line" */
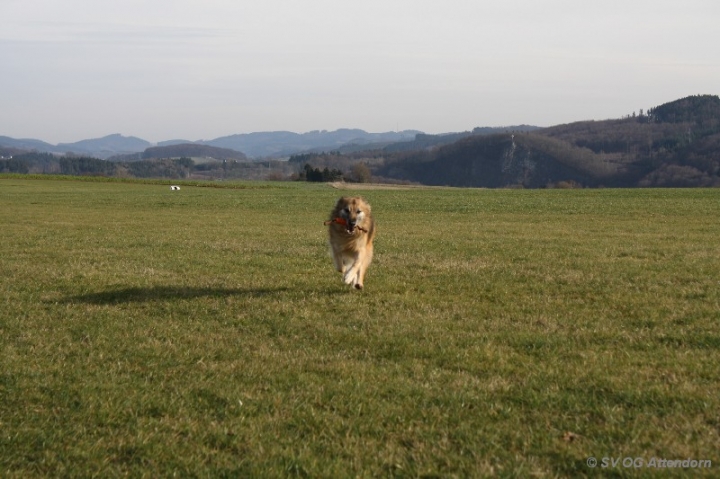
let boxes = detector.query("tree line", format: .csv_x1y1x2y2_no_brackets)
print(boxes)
0,153,368,182
1,154,194,179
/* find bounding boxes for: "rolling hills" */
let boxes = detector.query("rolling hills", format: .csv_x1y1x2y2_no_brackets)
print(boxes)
2,94,719,187
202,129,420,157
374,95,720,187
1,130,420,160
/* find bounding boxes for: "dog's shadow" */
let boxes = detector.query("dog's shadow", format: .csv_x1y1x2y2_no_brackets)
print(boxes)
58,286,290,305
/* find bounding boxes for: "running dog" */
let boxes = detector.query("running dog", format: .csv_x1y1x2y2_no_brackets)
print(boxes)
326,196,376,290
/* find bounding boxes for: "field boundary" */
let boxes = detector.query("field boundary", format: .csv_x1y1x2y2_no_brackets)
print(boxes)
328,181,461,190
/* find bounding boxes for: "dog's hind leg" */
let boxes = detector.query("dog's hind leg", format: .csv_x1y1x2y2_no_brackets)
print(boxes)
330,243,345,273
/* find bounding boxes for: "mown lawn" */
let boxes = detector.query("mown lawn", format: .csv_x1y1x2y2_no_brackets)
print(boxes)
1,177,718,477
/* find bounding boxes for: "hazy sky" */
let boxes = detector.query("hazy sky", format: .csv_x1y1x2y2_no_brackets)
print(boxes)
2,0,719,144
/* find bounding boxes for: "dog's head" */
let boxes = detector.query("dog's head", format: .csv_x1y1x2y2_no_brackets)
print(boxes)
331,196,371,234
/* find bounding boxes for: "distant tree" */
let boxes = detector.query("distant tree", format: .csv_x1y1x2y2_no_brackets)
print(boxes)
321,167,343,181
266,171,286,181
303,164,321,181
0,159,29,173
301,163,342,182
351,162,372,183
289,153,320,164
639,164,712,187
176,157,194,168
60,157,115,176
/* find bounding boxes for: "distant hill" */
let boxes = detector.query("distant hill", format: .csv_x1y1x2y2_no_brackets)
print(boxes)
157,139,195,147
0,129,423,161
538,94,720,186
0,136,57,153
383,125,541,153
375,95,720,187
650,94,720,124
141,143,247,161
55,134,152,159
203,129,421,158
0,134,153,160
376,134,611,188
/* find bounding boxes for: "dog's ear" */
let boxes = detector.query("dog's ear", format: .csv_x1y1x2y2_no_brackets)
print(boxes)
359,197,371,213
333,197,349,216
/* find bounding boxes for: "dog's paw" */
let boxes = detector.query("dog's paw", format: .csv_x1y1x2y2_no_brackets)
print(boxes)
354,283,363,290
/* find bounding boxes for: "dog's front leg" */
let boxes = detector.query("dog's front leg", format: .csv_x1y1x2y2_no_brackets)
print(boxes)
354,244,373,290
343,252,360,286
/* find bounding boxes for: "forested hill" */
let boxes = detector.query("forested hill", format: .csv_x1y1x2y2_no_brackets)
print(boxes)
383,125,540,153
141,143,247,161
376,95,720,187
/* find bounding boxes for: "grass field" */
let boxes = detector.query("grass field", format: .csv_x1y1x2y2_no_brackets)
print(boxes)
1,177,719,477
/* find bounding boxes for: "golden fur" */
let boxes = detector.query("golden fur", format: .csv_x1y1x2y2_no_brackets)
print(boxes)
327,196,376,290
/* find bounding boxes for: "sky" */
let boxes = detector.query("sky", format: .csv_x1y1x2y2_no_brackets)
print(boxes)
2,0,719,144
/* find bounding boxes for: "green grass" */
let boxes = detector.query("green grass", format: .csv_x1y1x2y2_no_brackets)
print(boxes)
1,177,719,477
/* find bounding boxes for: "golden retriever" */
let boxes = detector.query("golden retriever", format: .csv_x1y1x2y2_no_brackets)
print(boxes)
326,196,376,290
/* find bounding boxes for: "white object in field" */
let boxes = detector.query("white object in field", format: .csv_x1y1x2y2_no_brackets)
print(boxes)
170,185,180,191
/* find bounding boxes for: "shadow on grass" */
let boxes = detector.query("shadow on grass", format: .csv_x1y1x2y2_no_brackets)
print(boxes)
58,286,290,305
